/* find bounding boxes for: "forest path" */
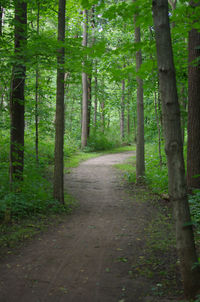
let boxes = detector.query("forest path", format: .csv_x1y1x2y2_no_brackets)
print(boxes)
0,152,175,302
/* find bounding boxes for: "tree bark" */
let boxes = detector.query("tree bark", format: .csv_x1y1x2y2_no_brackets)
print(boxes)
187,1,200,189
120,79,125,140
154,91,162,166
94,63,98,130
35,1,40,163
10,1,27,184
100,100,105,134
134,14,145,181
127,101,130,139
87,76,92,137
53,0,66,203
81,10,88,148
152,0,200,299
0,6,3,36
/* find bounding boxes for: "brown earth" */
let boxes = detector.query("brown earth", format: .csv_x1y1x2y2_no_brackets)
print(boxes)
0,152,181,302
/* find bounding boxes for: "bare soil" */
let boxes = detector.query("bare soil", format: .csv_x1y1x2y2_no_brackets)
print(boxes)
0,152,181,302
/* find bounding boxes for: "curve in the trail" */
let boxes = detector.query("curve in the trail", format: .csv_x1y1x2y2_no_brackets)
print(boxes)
0,151,162,302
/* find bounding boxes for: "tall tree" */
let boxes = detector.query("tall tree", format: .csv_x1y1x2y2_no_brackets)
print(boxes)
35,1,40,163
187,1,200,189
87,76,92,137
81,9,88,148
120,78,125,140
0,5,3,36
10,0,27,184
152,0,200,298
53,0,66,203
134,11,145,182
94,62,98,130
127,79,131,139
154,90,162,166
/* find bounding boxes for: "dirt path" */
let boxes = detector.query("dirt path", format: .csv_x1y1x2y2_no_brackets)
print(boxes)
0,152,177,302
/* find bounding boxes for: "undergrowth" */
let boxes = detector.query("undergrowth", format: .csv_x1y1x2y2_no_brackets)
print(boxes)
0,129,134,254
115,142,200,247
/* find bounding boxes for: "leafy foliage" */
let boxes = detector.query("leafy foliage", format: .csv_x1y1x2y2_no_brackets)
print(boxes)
189,190,200,242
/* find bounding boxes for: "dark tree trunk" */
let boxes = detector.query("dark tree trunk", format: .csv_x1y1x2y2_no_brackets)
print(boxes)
152,0,200,299
81,10,88,148
127,99,130,138
134,15,145,181
35,2,40,163
154,91,162,166
0,6,3,36
127,78,131,139
120,79,125,140
187,2,200,189
94,64,98,130
53,0,66,203
87,76,92,137
10,1,27,184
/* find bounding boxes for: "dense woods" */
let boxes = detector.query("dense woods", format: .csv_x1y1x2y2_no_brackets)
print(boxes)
0,0,200,299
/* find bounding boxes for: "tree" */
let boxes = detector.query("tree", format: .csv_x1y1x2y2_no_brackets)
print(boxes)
187,1,200,190
152,0,200,298
10,0,27,184
120,78,125,140
53,0,66,203
0,5,3,36
35,1,40,163
134,11,145,182
81,9,88,148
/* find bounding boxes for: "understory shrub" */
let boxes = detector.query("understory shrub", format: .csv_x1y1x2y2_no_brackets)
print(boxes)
145,143,168,194
188,189,200,242
87,130,121,151
0,135,77,222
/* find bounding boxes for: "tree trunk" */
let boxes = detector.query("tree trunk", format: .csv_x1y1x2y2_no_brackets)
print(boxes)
134,14,145,182
94,63,98,130
168,0,177,10
127,78,131,139
152,0,200,299
10,1,27,184
120,79,125,140
35,2,40,163
127,100,130,138
0,6,3,36
81,10,88,148
53,0,66,203
101,100,105,134
87,76,92,138
154,91,162,166
187,1,200,189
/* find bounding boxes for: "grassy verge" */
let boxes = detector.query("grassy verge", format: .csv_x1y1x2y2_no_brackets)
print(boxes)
0,193,77,258
132,193,181,299
115,143,200,300
114,145,182,298
0,145,135,257
64,145,135,170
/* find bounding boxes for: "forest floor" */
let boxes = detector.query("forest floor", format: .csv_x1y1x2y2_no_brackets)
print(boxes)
0,151,183,302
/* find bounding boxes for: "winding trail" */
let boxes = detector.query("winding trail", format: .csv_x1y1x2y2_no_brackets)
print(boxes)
0,152,174,301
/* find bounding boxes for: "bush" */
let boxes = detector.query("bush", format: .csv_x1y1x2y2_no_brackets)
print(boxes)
87,130,121,152
145,143,168,194
0,135,76,222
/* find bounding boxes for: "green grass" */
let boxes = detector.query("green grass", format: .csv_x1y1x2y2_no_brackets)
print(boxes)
0,192,77,256
0,143,135,256
65,145,135,170
114,143,168,195
0,212,70,256
145,147,168,194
